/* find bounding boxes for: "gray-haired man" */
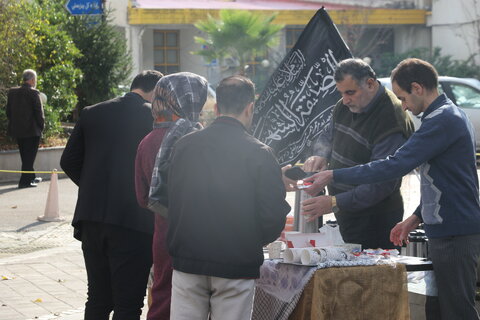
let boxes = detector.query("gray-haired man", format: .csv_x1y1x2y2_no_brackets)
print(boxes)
296,58,414,250
6,69,45,188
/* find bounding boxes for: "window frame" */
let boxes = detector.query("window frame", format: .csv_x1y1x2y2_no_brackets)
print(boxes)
153,30,180,75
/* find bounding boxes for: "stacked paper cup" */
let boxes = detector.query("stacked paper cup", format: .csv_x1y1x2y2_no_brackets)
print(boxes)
267,241,283,259
283,248,305,264
318,247,348,261
284,247,349,265
301,248,322,265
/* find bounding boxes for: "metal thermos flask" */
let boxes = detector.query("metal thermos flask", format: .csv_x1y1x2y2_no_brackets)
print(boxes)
405,229,429,258
298,190,319,233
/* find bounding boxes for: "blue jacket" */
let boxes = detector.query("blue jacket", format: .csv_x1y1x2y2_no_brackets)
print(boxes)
334,93,480,238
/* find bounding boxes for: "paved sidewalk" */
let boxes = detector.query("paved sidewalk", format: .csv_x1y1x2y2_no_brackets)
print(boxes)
0,243,86,320
0,174,421,320
0,177,152,320
0,241,150,320
0,177,84,319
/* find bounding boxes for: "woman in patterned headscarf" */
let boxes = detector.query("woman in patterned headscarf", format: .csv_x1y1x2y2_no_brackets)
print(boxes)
152,72,207,123
135,72,208,320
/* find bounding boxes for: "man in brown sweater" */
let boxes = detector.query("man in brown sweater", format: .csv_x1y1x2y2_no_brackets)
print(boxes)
299,59,414,249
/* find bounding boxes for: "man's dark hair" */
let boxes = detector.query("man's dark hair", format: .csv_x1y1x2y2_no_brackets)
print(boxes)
130,70,163,92
216,75,255,115
334,58,376,84
391,58,438,93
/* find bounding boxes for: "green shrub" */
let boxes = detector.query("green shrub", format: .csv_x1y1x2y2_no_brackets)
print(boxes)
0,0,81,141
65,11,132,114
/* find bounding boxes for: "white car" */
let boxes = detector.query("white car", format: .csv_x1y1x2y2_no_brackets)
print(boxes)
378,76,480,151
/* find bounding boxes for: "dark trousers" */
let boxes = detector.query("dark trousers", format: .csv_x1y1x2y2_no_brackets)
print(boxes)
17,136,40,187
80,221,153,320
148,215,173,320
429,233,480,320
335,207,404,250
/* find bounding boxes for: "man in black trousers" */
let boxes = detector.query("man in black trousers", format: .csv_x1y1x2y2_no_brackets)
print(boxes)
6,69,45,188
61,70,163,320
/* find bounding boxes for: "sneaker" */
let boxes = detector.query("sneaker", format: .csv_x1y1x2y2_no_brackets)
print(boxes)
18,182,38,189
33,177,42,183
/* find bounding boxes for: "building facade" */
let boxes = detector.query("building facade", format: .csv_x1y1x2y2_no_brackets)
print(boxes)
430,0,480,64
106,0,479,84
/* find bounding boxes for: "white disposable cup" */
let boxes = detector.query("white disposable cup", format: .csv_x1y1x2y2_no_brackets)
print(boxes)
283,248,303,263
301,248,321,265
267,241,283,259
319,248,348,261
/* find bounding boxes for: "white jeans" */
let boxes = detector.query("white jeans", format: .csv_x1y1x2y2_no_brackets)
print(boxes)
170,270,255,320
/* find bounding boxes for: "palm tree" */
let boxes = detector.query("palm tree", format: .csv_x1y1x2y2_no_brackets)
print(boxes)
192,9,284,75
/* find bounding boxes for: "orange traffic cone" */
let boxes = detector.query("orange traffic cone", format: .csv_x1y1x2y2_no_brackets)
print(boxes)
38,169,64,222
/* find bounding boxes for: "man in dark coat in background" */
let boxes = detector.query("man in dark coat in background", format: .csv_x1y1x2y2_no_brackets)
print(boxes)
60,70,163,320
6,69,45,188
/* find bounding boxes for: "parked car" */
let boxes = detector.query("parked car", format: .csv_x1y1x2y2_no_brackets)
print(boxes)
378,76,480,151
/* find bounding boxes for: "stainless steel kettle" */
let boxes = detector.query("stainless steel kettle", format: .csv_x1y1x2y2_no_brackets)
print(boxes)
403,229,429,258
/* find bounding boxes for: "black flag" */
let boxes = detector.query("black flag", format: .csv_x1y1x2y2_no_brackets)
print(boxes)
252,7,352,166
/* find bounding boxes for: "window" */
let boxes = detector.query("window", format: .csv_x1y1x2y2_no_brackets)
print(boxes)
154,30,180,74
449,83,480,109
285,27,304,50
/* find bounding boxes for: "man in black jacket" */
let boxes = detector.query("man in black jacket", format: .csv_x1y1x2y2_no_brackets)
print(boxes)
60,70,162,320
167,75,291,320
6,69,45,188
